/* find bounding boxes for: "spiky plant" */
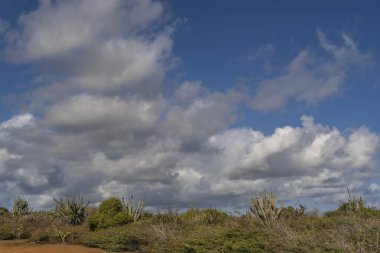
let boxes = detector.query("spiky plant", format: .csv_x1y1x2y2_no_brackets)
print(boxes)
123,194,144,221
250,191,283,225
339,187,365,214
54,194,89,225
12,196,30,217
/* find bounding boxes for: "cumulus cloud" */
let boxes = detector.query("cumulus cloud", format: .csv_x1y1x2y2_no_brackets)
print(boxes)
207,116,379,202
251,31,371,111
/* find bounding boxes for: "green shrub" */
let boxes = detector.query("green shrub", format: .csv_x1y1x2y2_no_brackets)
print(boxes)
98,197,123,215
0,224,14,240
180,208,227,225
88,211,134,230
0,207,9,216
88,197,134,230
81,224,150,252
281,204,307,219
29,228,52,243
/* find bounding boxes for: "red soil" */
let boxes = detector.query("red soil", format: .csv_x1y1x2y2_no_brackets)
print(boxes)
0,240,131,253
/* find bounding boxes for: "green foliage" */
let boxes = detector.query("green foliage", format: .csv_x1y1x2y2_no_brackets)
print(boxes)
180,208,228,225
98,197,123,215
0,207,9,216
0,224,14,240
281,204,307,219
88,197,134,230
82,222,151,252
54,194,89,225
249,191,283,225
0,191,380,252
88,211,134,230
122,194,144,221
12,196,30,217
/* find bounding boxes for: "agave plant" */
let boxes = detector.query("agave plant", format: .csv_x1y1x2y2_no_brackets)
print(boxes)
54,194,89,225
250,191,283,225
12,196,31,217
123,194,144,221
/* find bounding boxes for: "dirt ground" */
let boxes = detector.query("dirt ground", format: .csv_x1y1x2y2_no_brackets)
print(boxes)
0,240,131,253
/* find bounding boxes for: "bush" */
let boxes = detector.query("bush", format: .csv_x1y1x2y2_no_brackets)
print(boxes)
98,197,123,215
0,207,9,216
88,197,134,230
180,208,228,225
0,224,14,240
88,211,134,230
81,224,150,252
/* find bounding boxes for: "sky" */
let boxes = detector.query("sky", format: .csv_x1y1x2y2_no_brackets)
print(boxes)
0,0,379,211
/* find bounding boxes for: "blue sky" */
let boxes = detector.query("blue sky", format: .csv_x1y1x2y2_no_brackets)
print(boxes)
0,0,379,210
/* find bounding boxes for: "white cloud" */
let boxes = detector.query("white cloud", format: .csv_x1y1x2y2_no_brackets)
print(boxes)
2,0,173,95
4,0,163,61
204,116,379,203
251,31,371,111
0,114,35,130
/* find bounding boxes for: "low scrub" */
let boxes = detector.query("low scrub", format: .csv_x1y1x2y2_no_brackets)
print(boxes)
0,191,379,252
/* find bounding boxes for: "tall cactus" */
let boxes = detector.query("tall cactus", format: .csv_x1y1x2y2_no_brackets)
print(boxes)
250,191,283,225
123,194,144,221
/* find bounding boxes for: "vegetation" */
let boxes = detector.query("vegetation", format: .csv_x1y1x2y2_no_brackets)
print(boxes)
123,194,144,221
249,191,283,225
54,194,90,225
12,196,30,217
87,197,134,231
0,191,379,252
0,207,9,216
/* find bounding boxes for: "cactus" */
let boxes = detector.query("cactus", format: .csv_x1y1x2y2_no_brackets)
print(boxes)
339,187,365,214
54,194,89,225
12,196,30,217
249,191,283,225
123,194,144,221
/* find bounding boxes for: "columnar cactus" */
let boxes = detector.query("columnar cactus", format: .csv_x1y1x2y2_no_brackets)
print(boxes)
123,194,144,221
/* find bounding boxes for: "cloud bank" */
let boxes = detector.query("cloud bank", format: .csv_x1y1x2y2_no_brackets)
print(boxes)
0,0,378,210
